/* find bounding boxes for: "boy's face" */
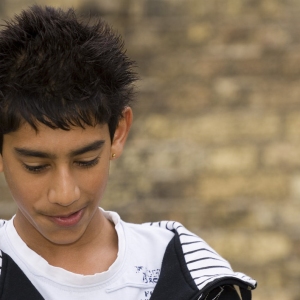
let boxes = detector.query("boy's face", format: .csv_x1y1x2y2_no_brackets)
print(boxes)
0,109,131,247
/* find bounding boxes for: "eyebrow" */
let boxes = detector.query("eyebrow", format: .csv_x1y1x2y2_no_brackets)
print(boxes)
14,140,105,159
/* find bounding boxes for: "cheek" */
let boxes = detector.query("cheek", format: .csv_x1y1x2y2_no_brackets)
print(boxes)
3,163,44,209
78,164,110,200
5,173,42,210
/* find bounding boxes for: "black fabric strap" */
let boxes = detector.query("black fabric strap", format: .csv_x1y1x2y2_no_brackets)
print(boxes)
150,234,198,300
0,251,44,300
204,285,241,300
150,232,246,300
240,287,252,300
205,285,252,300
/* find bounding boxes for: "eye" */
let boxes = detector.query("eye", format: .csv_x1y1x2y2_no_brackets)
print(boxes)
75,156,100,168
23,164,49,173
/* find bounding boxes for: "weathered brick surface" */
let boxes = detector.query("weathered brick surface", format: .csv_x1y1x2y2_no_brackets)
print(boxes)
1,0,300,298
197,172,289,201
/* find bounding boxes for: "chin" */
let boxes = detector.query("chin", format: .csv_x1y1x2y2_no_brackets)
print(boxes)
45,230,86,246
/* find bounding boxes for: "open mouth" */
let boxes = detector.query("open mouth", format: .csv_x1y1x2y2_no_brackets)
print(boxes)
50,209,84,227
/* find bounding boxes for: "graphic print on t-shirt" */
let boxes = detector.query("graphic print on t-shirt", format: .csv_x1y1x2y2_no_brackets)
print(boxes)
135,266,160,284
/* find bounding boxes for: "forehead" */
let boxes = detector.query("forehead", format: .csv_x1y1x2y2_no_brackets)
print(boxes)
3,122,110,152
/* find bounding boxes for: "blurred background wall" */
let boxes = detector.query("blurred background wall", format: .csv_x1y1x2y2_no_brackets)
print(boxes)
0,0,299,299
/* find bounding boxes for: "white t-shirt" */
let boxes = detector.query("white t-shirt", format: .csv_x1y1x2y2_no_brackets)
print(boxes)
0,209,174,300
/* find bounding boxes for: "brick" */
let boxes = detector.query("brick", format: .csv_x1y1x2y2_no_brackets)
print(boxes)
0,201,17,219
239,203,279,230
286,112,300,142
279,202,300,232
197,173,288,201
183,201,278,231
199,230,292,265
189,58,227,79
187,23,212,43
282,46,300,76
204,44,262,60
125,25,163,50
290,174,300,200
285,258,300,279
0,173,6,186
262,143,300,168
253,24,291,47
110,140,208,182
260,0,284,17
186,0,216,17
214,77,241,101
222,0,244,15
137,111,281,144
165,83,212,113
249,80,300,108
207,146,257,173
3,0,82,18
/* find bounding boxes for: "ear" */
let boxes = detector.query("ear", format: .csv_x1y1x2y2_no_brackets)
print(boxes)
110,107,133,160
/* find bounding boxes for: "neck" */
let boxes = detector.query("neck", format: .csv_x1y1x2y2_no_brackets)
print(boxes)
14,209,118,275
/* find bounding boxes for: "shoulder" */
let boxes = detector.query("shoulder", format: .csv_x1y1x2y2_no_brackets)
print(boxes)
127,220,175,236
145,221,257,300
103,209,175,247
121,220,175,250
0,250,44,300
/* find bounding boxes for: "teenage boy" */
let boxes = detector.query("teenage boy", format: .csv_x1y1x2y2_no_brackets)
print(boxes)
0,6,256,300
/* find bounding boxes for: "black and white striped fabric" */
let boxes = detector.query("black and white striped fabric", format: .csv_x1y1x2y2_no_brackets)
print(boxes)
146,221,256,293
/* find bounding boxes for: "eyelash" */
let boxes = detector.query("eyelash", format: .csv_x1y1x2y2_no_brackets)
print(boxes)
23,164,48,173
75,157,99,168
23,157,100,173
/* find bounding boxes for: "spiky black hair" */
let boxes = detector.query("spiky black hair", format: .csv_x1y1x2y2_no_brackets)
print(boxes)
0,5,137,151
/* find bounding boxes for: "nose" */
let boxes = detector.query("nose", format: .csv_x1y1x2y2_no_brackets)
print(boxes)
48,167,80,206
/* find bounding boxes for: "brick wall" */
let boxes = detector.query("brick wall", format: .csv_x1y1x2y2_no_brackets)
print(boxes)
1,1,300,299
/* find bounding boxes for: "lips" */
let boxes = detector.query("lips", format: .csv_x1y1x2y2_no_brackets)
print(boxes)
49,209,84,227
